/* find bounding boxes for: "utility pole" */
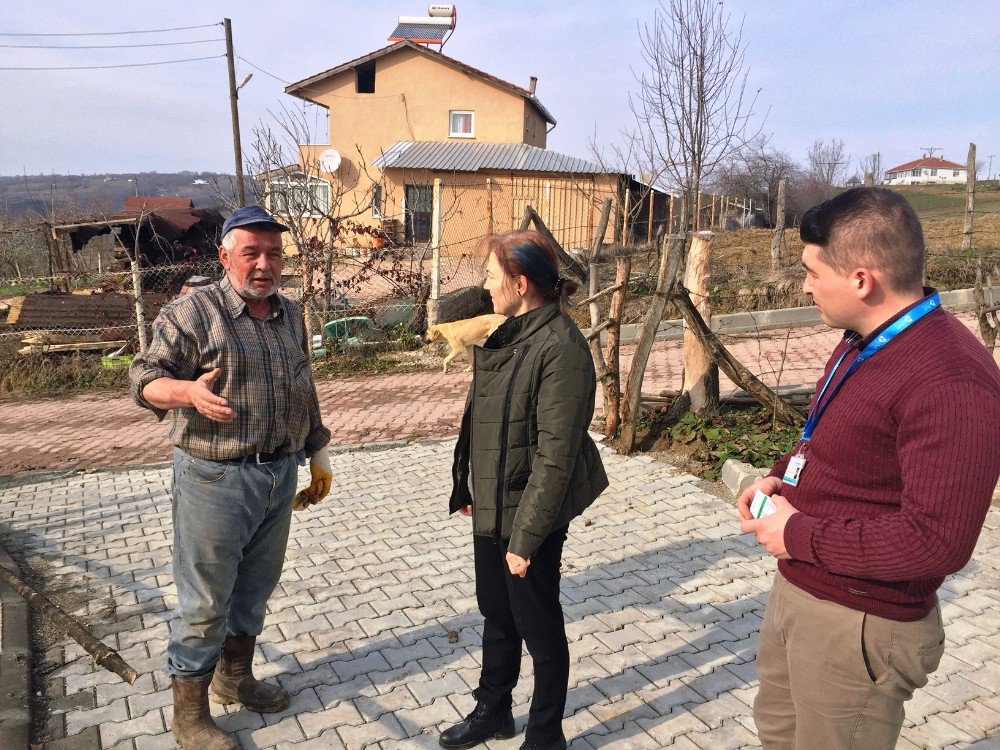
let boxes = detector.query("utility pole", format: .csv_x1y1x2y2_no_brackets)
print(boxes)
224,18,246,207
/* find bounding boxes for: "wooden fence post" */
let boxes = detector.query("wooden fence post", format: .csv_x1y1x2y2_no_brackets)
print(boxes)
681,231,718,412
604,252,631,438
587,199,613,378
619,233,685,454
962,143,976,252
770,178,787,270
427,177,442,327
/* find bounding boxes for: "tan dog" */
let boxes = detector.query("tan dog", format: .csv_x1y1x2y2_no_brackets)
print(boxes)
425,313,507,373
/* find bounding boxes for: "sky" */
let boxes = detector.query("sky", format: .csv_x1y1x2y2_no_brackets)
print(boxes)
2,0,999,179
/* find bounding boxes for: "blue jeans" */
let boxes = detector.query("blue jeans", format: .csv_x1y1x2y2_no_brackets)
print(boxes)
166,448,301,677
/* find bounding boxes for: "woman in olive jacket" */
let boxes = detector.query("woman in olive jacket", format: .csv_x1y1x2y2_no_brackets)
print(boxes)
439,230,608,750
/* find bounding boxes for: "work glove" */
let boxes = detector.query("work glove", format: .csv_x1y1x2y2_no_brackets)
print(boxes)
293,446,332,510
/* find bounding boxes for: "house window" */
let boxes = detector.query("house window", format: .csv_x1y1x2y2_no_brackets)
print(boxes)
911,169,921,177
268,174,330,217
449,110,474,138
404,184,433,243
372,183,383,218
356,61,376,93
929,168,938,176
954,170,960,177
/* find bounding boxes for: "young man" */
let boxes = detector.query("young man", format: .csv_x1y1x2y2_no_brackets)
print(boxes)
130,206,333,750
738,187,1000,748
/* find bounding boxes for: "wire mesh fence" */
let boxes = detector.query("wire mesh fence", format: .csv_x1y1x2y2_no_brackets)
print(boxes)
1,187,997,393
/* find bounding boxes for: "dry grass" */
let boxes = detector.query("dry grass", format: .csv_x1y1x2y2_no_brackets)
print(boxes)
0,337,129,400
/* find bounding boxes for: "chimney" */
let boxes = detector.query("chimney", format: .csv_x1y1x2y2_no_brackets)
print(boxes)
528,76,537,95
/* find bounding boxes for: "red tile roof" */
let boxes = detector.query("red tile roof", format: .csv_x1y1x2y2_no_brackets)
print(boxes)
887,157,966,172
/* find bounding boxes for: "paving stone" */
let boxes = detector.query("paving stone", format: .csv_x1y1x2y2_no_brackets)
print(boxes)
99,709,166,747
2,438,997,750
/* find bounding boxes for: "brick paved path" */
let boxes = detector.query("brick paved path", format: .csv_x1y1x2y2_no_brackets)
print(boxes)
0,324,844,475
1,441,998,749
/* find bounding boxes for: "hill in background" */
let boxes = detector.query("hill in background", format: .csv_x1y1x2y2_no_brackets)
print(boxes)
0,172,237,216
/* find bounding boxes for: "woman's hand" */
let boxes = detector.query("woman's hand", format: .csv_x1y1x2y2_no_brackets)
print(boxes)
506,552,530,578
459,504,472,517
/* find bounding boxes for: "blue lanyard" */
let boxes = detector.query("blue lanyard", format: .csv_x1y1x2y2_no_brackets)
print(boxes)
801,293,940,442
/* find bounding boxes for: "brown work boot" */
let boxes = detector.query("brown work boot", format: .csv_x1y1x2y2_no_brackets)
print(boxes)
210,635,290,713
171,674,236,750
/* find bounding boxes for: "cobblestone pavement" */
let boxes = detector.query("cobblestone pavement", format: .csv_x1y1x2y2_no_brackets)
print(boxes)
0,325,846,475
1,440,998,749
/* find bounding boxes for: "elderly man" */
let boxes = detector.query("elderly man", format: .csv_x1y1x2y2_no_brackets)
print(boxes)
739,187,1000,749
130,206,332,750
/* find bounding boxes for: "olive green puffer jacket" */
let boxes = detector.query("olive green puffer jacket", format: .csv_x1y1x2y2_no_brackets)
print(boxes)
449,302,608,559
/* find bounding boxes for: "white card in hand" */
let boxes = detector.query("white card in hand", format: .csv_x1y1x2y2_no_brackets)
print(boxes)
750,489,777,519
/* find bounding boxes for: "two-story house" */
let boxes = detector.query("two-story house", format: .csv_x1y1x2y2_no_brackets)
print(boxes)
277,41,662,254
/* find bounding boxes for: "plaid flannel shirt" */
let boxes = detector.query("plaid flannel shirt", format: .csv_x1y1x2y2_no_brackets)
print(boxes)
129,276,330,460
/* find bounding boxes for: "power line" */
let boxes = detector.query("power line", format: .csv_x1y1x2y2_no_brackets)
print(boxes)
0,39,222,50
0,54,225,71
0,23,220,37
237,55,289,84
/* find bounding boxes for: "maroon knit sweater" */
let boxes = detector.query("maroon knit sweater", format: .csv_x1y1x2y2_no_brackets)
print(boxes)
770,293,1000,621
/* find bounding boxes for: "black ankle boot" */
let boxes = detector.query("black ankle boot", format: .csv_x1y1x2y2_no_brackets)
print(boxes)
438,696,515,749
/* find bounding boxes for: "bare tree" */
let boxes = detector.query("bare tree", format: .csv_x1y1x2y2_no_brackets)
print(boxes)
628,0,763,229
807,138,849,187
714,135,800,226
795,138,849,210
244,105,421,336
857,152,883,185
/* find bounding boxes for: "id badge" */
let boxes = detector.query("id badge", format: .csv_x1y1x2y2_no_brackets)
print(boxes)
783,454,806,487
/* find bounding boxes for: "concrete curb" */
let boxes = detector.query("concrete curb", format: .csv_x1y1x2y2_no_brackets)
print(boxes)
592,284,1000,345
0,544,30,750
720,458,766,498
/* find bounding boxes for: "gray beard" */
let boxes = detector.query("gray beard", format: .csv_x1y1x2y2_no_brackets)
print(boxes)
234,278,276,300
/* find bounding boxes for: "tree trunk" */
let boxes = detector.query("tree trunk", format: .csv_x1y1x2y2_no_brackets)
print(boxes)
604,253,631,438
519,205,588,282
681,231,718,412
672,289,806,425
619,234,685,454
770,178,787,270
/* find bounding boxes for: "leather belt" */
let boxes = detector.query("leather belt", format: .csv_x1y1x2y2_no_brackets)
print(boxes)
250,449,288,464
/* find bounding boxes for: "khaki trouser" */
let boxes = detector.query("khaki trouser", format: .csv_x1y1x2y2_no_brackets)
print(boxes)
755,572,945,750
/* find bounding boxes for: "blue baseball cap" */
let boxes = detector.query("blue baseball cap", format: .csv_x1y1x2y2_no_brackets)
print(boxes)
221,205,290,239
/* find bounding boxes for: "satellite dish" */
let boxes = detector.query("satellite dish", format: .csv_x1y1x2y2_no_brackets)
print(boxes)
318,149,342,173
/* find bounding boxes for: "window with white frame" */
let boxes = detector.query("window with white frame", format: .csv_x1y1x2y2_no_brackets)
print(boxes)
954,170,960,177
929,168,938,176
372,183,383,218
912,169,922,177
267,173,330,217
449,110,474,138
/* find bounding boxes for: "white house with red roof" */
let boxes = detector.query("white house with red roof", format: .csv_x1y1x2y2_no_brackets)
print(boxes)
884,156,967,185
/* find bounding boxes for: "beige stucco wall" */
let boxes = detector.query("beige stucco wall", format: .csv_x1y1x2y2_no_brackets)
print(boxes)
285,46,556,238
296,46,545,169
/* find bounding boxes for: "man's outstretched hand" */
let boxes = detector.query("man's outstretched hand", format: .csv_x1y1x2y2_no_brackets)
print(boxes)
188,368,236,423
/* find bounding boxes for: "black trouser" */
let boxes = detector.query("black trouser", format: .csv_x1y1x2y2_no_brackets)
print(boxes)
473,527,569,749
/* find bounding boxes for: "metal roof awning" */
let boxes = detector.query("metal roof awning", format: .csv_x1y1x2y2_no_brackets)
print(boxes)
372,141,608,175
